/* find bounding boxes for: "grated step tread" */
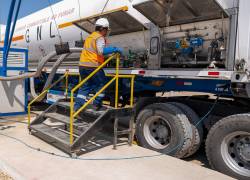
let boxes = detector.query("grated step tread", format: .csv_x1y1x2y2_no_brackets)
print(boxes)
30,123,71,146
57,102,107,117
45,112,71,124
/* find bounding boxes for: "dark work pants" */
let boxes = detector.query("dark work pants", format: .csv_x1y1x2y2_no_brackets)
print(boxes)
74,66,106,111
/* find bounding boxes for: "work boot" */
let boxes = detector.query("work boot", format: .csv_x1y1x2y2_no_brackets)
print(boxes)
92,104,107,111
76,114,82,120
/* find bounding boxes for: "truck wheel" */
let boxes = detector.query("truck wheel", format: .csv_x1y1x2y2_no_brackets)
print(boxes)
206,114,250,180
136,103,193,158
169,102,203,158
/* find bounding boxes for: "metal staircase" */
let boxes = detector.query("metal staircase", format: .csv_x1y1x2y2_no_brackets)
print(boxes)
28,54,136,155
29,99,134,154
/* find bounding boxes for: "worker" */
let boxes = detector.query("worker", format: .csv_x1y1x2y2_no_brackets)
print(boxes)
75,18,122,112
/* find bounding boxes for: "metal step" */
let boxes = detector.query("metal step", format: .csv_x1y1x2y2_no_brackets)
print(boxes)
56,101,71,108
44,112,71,124
57,101,106,118
30,123,72,153
30,99,135,155
44,112,92,134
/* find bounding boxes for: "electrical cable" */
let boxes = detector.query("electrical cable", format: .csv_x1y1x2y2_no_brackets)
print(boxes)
142,27,147,49
76,0,84,42
47,0,63,43
0,95,219,161
77,0,81,19
0,131,164,160
195,95,220,127
101,0,110,15
0,118,28,125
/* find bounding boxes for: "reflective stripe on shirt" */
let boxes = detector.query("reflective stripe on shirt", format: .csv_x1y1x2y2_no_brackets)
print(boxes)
79,61,99,67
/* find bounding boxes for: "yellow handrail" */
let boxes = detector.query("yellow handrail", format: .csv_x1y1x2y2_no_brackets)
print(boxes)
69,54,117,144
71,54,116,93
28,71,69,127
73,76,116,117
28,52,135,146
69,53,135,145
106,74,135,107
115,54,120,109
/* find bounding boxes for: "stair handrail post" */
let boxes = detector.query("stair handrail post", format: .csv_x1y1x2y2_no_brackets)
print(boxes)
28,104,31,127
70,85,74,145
65,70,69,99
115,54,120,109
130,75,135,107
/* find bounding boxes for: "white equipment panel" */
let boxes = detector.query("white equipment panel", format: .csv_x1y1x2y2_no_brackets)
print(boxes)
0,48,28,116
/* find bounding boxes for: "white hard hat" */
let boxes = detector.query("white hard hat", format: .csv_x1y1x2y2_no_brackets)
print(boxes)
95,18,110,28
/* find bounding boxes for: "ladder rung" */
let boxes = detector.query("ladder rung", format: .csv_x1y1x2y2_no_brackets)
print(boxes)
117,130,132,136
56,128,79,138
56,102,105,118
45,112,71,124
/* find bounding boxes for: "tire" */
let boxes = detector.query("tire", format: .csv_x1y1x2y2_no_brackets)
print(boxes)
136,103,193,158
134,97,162,117
206,114,250,180
169,102,203,158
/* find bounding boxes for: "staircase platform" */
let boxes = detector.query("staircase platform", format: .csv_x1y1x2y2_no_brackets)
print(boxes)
29,99,134,155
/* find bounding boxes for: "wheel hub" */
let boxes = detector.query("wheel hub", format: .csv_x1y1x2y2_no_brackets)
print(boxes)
156,125,168,138
143,116,172,149
237,137,250,162
221,132,250,177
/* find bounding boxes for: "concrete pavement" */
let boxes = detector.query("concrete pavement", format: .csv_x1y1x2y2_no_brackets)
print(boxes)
0,118,233,180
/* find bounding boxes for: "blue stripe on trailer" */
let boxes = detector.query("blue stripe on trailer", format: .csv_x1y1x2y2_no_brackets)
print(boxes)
43,72,233,104
132,77,232,96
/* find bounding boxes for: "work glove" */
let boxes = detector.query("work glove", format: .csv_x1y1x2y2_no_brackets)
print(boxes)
114,47,123,55
103,46,123,55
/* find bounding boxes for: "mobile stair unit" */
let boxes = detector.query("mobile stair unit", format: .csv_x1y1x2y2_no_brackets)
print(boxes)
28,54,135,154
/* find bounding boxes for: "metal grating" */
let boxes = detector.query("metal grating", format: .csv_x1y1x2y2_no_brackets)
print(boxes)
133,0,226,27
73,6,147,36
0,51,25,67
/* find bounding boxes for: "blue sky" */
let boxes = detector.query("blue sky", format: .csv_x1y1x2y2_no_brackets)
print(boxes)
0,0,62,24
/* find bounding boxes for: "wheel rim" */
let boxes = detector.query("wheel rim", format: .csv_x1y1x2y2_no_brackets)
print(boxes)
143,116,172,149
221,131,250,177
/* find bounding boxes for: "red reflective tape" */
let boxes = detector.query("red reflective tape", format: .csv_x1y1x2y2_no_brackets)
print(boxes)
139,70,145,75
176,81,184,86
208,72,220,76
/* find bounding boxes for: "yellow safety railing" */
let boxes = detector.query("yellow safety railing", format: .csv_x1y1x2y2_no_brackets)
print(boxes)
69,53,135,144
27,71,70,127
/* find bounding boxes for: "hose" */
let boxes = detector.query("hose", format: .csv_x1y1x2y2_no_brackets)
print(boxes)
29,77,37,100
29,48,82,101
30,53,71,100
42,53,70,92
